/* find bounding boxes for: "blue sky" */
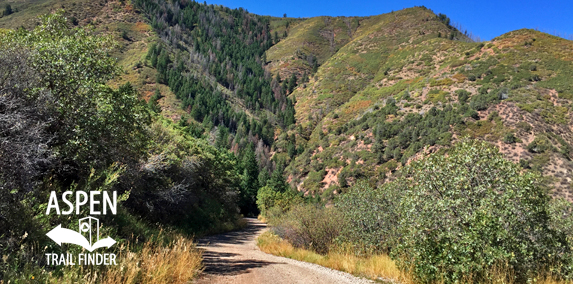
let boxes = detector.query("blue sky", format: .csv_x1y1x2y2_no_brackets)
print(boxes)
204,0,573,41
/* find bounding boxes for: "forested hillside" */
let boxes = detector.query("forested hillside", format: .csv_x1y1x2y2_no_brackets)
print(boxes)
266,7,573,200
2,0,573,282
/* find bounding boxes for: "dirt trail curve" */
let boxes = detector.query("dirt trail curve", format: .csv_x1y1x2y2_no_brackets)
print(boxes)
194,218,373,284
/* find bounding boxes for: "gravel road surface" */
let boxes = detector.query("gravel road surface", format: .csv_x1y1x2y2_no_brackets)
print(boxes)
193,218,373,284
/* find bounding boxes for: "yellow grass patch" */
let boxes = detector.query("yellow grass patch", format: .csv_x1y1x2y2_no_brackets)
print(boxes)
134,22,151,32
344,100,372,115
452,73,466,83
257,231,408,283
100,235,202,284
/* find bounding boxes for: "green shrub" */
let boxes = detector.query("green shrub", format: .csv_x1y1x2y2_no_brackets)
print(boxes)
455,89,470,104
464,109,479,120
549,198,573,244
3,4,12,16
470,91,499,111
503,133,517,144
272,204,344,254
336,181,400,254
257,185,302,217
527,135,551,153
516,121,532,132
387,139,570,283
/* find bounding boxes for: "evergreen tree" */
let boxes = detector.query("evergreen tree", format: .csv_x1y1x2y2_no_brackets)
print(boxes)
288,73,297,93
239,145,260,215
148,88,163,113
268,164,289,192
3,4,12,16
258,168,270,187
312,60,319,73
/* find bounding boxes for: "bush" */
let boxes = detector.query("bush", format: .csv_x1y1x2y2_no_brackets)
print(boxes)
257,185,302,217
516,121,532,132
1,12,150,171
455,89,470,104
387,139,570,283
549,198,573,244
527,135,551,153
272,204,344,254
503,133,517,144
464,109,479,120
336,181,400,254
3,4,12,16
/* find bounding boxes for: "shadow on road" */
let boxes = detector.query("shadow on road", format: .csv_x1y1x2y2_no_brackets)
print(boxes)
197,218,267,247
201,250,282,276
196,218,285,277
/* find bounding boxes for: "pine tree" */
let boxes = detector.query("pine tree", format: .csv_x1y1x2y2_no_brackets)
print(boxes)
312,60,319,73
3,4,12,16
268,164,288,192
288,73,297,93
239,145,260,214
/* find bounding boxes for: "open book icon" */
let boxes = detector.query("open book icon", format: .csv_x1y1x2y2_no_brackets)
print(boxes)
46,224,116,252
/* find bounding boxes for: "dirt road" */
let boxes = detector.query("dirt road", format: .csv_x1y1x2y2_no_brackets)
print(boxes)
194,218,373,284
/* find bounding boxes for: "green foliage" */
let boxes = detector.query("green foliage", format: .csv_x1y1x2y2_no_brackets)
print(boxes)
503,133,517,144
429,78,454,87
336,181,400,254
527,135,552,153
0,12,249,280
271,204,344,254
516,121,532,132
455,89,470,104
3,4,12,16
549,198,573,245
137,0,296,131
373,103,462,164
389,139,569,283
256,186,302,217
121,118,242,233
1,12,150,170
239,145,260,215
426,89,449,104
148,88,164,112
470,90,500,111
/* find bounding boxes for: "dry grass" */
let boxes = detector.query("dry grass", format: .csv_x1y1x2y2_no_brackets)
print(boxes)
32,235,203,284
257,231,409,283
257,231,573,284
100,235,202,284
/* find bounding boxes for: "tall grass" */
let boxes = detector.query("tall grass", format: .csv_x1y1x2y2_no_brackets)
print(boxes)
100,235,202,284
257,231,407,283
257,231,573,284
1,234,202,284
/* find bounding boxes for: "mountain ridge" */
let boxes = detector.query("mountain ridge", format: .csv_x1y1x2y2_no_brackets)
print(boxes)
1,0,571,200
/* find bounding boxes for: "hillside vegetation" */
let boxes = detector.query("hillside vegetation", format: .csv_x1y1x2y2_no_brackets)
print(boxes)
0,11,245,282
265,7,573,200
2,0,573,283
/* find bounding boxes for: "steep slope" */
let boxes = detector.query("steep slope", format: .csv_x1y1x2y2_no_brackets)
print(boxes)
0,0,192,119
266,16,360,78
3,0,572,200
270,8,573,200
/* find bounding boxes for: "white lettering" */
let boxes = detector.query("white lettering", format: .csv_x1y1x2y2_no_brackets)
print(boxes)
90,191,101,215
61,191,74,215
76,191,88,214
103,191,117,215
46,191,60,215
